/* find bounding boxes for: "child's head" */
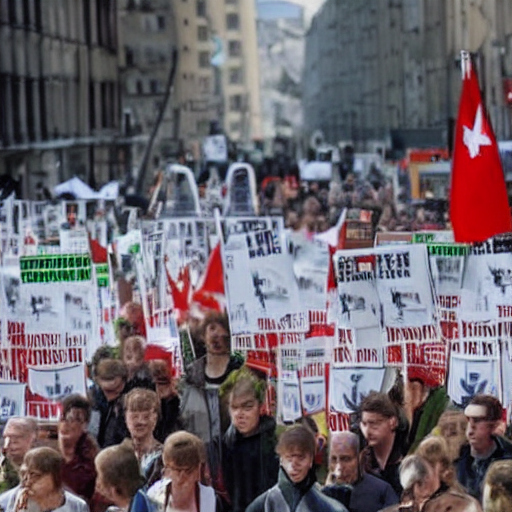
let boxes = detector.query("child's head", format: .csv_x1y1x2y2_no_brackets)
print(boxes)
122,335,146,376
220,366,266,437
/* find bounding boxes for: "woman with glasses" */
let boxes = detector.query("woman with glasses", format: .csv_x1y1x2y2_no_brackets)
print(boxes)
147,431,220,512
58,394,99,504
8,446,89,512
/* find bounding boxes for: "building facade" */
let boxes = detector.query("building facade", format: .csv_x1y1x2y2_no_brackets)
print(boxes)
302,0,512,151
0,0,121,198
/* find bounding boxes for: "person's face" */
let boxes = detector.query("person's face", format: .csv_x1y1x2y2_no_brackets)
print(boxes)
204,322,230,356
163,458,200,494
229,392,262,437
58,408,87,446
329,443,359,485
98,376,125,402
412,462,437,508
280,448,313,483
3,424,34,466
126,408,158,441
123,342,143,374
360,412,396,448
20,464,57,500
466,412,495,452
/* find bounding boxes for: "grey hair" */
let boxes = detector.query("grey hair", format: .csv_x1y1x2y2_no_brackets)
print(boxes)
399,454,431,491
330,431,360,454
5,417,37,436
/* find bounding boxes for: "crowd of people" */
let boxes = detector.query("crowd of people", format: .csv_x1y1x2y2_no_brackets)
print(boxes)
1,309,512,512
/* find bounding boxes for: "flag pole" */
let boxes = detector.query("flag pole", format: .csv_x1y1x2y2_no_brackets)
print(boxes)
460,50,470,80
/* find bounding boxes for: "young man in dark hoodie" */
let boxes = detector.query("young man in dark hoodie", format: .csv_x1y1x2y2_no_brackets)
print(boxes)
220,366,279,512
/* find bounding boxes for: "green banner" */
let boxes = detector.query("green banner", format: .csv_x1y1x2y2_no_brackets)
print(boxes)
20,254,92,283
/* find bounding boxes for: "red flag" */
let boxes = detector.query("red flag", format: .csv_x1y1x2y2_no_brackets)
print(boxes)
450,51,512,243
190,243,224,312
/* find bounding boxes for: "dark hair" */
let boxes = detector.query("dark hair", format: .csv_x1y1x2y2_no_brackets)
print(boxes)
219,365,266,404
469,394,503,422
95,444,144,499
96,359,128,382
276,425,316,458
24,447,63,489
61,394,92,423
360,391,398,419
201,311,230,340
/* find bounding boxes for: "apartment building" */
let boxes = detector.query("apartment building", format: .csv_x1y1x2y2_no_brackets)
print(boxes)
0,0,120,198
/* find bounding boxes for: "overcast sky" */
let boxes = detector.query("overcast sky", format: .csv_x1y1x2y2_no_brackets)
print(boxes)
257,0,326,26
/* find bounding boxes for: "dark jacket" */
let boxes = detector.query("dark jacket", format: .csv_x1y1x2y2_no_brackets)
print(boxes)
154,394,181,444
323,472,399,512
222,415,279,512
246,467,347,512
456,434,512,502
360,434,404,497
97,393,129,448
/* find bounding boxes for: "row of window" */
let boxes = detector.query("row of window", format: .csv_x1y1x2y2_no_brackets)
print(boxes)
0,74,117,147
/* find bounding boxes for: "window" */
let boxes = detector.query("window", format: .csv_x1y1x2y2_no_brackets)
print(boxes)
229,67,243,85
157,15,165,30
197,25,208,41
228,40,241,57
125,47,135,66
150,80,159,94
196,0,206,17
229,94,243,111
226,13,239,30
136,80,144,94
199,51,210,68
198,76,210,94
183,18,188,25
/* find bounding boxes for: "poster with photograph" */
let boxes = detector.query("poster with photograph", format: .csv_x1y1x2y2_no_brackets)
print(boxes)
448,355,500,407
280,370,301,422
460,243,512,323
0,381,26,420
289,233,330,311
375,245,435,327
329,367,385,414
18,284,65,333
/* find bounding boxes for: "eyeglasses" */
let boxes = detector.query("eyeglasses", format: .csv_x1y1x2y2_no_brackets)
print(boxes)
59,410,85,424
164,464,197,477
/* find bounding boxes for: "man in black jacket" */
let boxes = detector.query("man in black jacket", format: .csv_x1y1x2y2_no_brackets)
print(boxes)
221,366,279,512
456,394,512,502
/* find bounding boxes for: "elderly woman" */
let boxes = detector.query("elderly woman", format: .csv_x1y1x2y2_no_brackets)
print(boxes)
147,431,219,512
6,447,88,512
124,388,162,484
95,443,152,512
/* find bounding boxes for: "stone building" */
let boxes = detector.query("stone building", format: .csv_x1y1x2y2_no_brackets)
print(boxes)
0,0,121,198
302,0,512,152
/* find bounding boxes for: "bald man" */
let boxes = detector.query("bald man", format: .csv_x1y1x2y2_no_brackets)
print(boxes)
322,431,399,512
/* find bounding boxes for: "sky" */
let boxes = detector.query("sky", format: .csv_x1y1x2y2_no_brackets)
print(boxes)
257,0,326,26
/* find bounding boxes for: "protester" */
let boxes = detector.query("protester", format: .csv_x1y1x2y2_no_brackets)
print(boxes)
179,312,243,490
123,388,162,484
322,431,398,512
482,460,512,512
220,366,279,512
246,425,347,512
147,431,220,512
92,359,129,448
122,335,155,393
0,417,37,493
435,409,468,463
456,394,512,502
359,391,404,496
5,447,88,512
58,394,98,503
95,443,152,512
148,360,181,443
